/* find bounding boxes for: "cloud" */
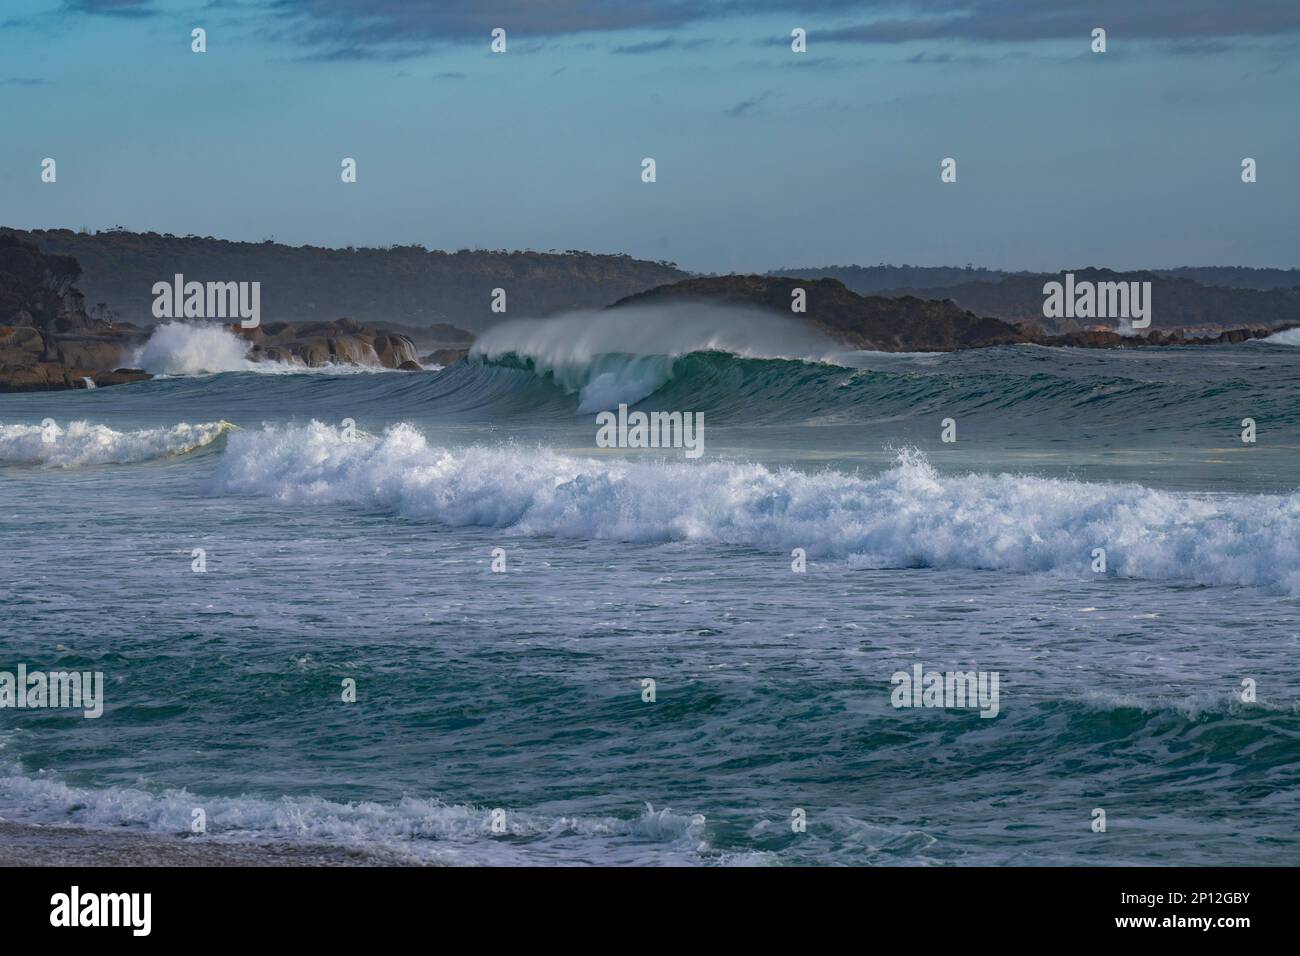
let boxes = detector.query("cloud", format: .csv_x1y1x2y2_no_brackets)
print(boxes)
612,36,713,53
64,0,156,17
724,89,775,117
60,0,1300,59
1164,38,1235,56
256,1,864,59
298,42,432,61
613,37,676,54
812,1,1300,44
904,50,990,65
273,0,698,49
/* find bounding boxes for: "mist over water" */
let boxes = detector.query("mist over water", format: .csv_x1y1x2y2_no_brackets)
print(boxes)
2,328,1298,865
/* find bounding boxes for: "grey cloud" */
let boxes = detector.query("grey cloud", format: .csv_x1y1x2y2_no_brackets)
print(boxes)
814,1,1300,44
724,89,775,117
614,37,677,54
65,1,1300,58
258,1,863,58
64,0,156,17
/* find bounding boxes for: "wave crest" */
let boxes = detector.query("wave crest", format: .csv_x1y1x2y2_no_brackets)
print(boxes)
0,763,716,865
471,303,839,411
0,420,233,467
211,422,1300,592
1264,327,1300,346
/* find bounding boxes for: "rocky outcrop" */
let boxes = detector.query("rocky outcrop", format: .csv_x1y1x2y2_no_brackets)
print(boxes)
422,347,470,366
610,275,1294,353
237,318,420,369
0,235,149,392
1039,325,1290,348
1,233,425,389
870,269,1300,332
611,275,1027,351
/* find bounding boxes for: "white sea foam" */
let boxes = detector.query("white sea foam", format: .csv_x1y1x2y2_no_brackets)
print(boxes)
1077,689,1298,719
211,422,1300,593
471,303,839,411
1264,327,1300,346
0,764,716,866
0,421,232,467
132,321,258,375
130,321,403,376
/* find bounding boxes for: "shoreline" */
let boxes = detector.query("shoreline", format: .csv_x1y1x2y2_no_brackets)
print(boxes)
0,820,422,867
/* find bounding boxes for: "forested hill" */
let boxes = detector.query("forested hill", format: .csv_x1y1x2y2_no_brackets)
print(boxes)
770,264,1300,294
770,265,1300,330
1,227,687,330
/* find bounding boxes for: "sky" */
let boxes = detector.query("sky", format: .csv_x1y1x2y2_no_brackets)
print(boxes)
1,0,1297,274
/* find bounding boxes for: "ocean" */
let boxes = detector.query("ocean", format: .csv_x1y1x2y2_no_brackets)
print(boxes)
1,322,1298,866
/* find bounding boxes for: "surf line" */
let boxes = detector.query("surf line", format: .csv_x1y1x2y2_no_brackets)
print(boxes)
595,404,705,459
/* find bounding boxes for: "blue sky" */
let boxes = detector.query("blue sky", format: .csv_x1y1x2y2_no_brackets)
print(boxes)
1,0,1297,273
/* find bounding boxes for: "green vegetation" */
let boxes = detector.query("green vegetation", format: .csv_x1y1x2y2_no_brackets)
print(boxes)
2,227,687,331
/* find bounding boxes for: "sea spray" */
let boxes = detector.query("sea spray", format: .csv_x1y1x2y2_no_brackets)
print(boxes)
132,321,255,375
1264,328,1300,346
471,302,840,411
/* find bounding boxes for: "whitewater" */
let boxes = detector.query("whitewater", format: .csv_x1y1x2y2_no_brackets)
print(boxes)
2,315,1298,865
207,422,1300,594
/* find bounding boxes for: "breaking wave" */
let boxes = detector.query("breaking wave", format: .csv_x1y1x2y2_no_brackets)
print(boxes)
0,762,720,866
211,421,1300,593
471,303,841,411
130,321,410,377
0,420,233,467
1264,327,1300,346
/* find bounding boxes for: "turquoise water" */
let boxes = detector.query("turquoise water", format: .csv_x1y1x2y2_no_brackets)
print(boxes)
1,339,1298,865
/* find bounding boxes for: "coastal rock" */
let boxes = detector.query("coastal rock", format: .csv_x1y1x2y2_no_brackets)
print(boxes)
0,326,46,364
1038,326,1283,348
423,347,470,366
610,275,1027,351
52,335,127,370
92,368,152,387
329,335,380,366
241,317,419,369
610,275,1292,353
0,235,153,392
0,360,110,392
